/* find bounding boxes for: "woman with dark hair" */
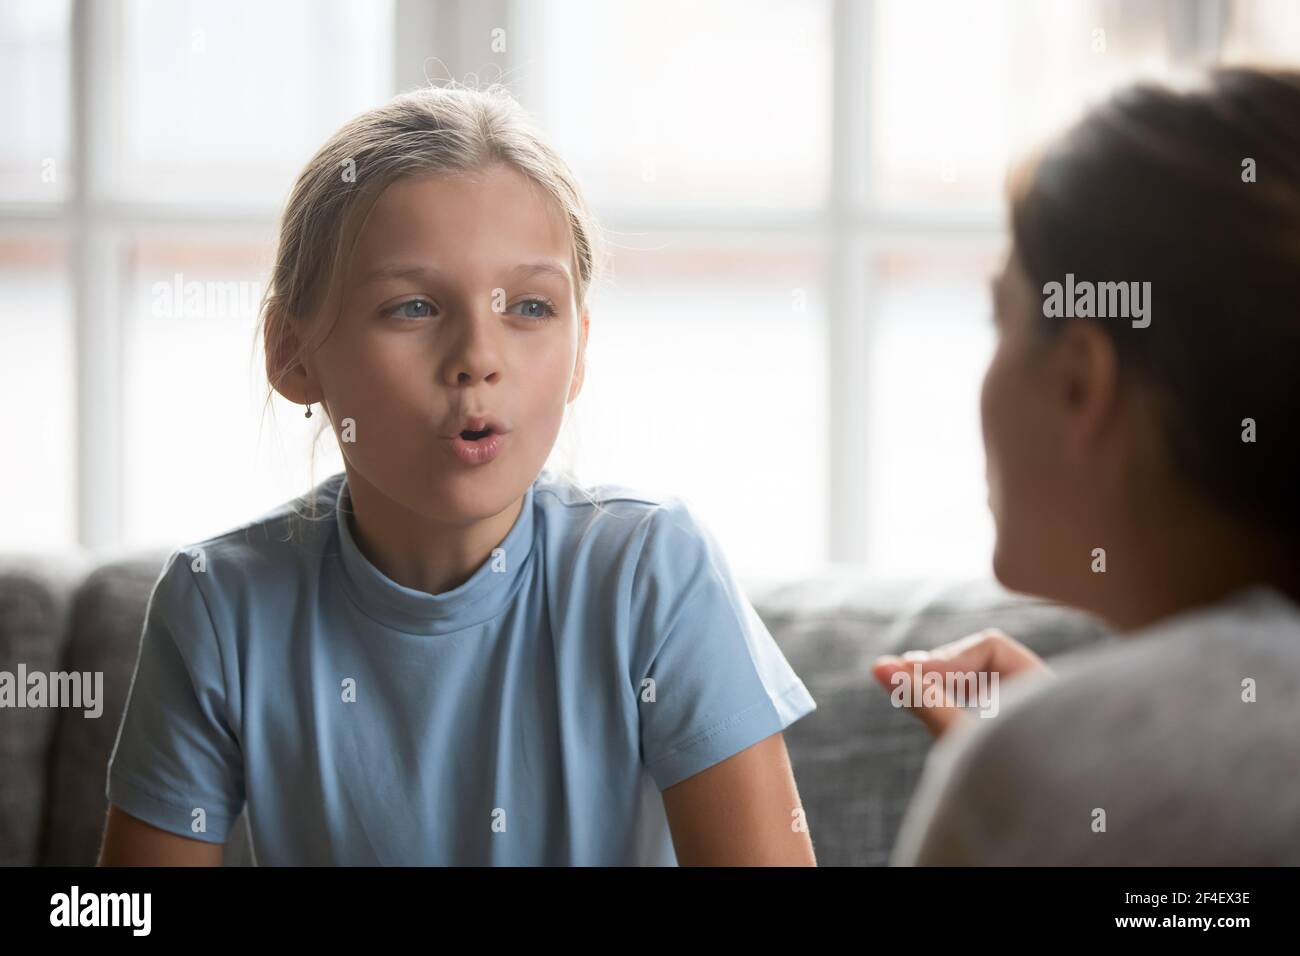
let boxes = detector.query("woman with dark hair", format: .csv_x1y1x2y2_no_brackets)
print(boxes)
872,67,1300,865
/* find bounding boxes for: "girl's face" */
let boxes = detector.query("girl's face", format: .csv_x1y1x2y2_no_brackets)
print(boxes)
308,163,588,524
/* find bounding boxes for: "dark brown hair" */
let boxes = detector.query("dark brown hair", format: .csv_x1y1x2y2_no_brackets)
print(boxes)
1008,67,1300,541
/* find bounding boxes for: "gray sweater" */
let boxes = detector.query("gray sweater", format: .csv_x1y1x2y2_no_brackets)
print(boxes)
891,586,1300,865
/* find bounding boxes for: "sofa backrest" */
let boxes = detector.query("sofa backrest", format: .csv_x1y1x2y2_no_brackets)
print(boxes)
0,554,89,866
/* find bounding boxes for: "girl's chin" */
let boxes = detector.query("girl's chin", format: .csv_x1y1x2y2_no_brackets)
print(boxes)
428,469,530,516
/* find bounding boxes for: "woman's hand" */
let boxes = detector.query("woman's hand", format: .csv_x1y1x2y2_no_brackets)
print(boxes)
871,629,1052,739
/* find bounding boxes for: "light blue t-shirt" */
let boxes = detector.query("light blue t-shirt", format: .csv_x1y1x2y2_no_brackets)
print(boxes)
106,469,816,865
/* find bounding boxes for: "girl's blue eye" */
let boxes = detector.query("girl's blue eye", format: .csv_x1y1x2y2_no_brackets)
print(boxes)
506,297,557,320
388,299,433,320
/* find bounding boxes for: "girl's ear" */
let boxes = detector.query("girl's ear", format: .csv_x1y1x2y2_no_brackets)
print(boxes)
265,308,319,405
567,308,590,403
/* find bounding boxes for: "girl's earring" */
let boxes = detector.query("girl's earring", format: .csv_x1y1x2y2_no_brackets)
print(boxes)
304,403,313,419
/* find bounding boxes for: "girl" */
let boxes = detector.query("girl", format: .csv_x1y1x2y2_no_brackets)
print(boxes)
873,67,1300,865
99,85,817,866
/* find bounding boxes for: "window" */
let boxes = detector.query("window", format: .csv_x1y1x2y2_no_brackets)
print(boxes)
2,0,1296,578
562,240,829,573
0,0,390,551
505,0,1283,578
0,234,75,547
0,0,72,201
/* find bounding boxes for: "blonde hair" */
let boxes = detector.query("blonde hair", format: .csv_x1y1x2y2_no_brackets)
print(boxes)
255,82,605,529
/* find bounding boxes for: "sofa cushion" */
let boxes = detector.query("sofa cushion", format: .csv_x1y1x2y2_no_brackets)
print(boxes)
0,554,87,865
39,552,170,865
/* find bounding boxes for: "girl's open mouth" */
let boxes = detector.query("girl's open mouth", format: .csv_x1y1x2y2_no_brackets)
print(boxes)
449,427,505,465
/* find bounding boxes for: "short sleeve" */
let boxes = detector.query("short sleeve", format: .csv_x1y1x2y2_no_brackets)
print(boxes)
631,499,816,791
106,549,245,844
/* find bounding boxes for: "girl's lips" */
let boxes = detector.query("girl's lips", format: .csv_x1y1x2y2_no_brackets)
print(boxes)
447,430,505,465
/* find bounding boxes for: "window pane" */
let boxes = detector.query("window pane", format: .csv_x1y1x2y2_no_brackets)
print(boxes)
864,248,1000,578
871,0,1170,210
0,235,75,549
0,0,72,201
121,237,343,547
514,0,832,211
115,0,394,203
558,242,828,578
1221,0,1300,64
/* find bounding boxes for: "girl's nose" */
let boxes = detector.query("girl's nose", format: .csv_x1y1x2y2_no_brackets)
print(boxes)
443,308,502,387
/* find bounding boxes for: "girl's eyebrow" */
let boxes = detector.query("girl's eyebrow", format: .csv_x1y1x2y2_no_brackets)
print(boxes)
509,259,572,285
361,263,439,284
361,259,572,287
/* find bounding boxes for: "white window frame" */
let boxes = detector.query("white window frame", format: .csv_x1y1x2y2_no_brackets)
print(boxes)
6,0,1229,556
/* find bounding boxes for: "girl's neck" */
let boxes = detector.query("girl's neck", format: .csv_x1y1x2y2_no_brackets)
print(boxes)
343,469,524,596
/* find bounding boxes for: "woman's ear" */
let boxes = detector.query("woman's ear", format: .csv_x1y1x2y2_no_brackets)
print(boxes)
265,308,319,406
1055,318,1121,460
567,308,590,404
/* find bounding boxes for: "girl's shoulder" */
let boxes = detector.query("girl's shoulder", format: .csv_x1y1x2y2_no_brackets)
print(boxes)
533,469,710,543
532,468,663,513
531,469,730,585
166,472,345,599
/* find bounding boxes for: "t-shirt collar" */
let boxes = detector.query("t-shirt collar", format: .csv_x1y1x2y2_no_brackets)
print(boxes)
333,473,536,635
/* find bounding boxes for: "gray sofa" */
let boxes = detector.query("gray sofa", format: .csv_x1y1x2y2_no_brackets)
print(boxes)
0,551,1112,866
